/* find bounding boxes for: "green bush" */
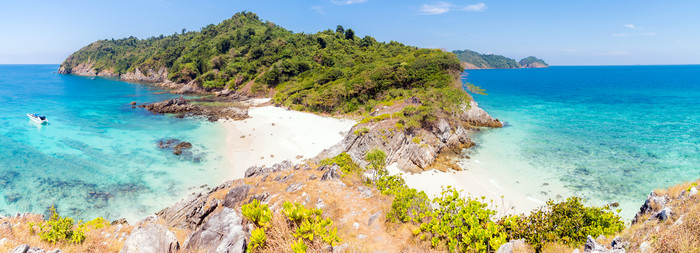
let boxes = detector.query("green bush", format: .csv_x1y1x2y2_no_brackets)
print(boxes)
386,186,431,224
499,197,625,251
28,206,87,244
242,199,273,228
248,228,267,251
291,238,308,253
365,148,387,172
319,152,361,175
282,201,341,248
418,187,507,252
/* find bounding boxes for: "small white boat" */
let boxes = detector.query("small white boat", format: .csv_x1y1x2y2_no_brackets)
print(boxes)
27,113,48,124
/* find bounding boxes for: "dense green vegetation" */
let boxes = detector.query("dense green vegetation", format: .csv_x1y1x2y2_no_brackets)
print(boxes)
61,11,467,115
519,56,550,67
452,49,520,69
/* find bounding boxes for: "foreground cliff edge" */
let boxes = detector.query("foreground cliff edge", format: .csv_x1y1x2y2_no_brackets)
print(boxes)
4,11,697,253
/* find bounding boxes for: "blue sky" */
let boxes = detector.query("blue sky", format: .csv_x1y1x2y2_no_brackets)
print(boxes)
1,0,698,65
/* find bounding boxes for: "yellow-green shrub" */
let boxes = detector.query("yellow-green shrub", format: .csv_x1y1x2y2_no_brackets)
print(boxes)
319,152,361,175
282,201,341,248
242,199,272,228
499,197,625,252
28,206,87,244
248,228,267,251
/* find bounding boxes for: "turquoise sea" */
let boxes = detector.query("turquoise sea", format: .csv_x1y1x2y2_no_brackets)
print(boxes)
462,65,700,218
0,65,230,222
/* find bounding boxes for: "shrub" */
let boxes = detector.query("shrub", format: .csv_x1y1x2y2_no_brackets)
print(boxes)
353,127,370,136
282,201,341,248
418,187,507,252
386,185,431,224
291,238,308,253
319,152,361,175
499,197,625,251
248,228,267,251
28,206,87,244
242,199,273,228
365,148,387,172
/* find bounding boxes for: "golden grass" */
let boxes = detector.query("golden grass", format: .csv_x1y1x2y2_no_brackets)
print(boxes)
0,215,128,253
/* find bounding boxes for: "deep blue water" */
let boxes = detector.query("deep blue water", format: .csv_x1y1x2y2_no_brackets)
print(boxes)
463,65,700,217
0,65,229,221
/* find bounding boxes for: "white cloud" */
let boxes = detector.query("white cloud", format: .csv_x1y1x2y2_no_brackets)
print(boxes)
419,2,453,15
311,6,325,14
464,2,487,12
418,2,487,15
331,0,367,5
612,33,628,37
623,24,635,29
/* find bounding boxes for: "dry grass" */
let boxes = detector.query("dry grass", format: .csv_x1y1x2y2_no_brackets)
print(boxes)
0,214,128,253
621,179,700,253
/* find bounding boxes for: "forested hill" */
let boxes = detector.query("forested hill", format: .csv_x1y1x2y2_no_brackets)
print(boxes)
452,49,548,69
60,11,468,115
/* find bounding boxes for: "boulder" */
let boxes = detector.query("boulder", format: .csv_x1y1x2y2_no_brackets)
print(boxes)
583,235,626,253
156,191,217,230
496,239,526,253
222,184,251,208
120,223,179,253
632,192,669,224
10,245,30,253
463,100,503,128
655,207,672,221
244,160,294,178
320,164,341,181
184,207,246,253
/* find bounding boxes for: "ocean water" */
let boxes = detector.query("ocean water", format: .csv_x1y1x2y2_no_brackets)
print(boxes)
0,65,230,222
461,65,700,218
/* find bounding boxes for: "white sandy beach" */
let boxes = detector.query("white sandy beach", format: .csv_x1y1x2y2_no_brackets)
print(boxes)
387,161,548,217
223,102,356,178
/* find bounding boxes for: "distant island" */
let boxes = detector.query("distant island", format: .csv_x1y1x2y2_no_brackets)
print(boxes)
452,49,549,69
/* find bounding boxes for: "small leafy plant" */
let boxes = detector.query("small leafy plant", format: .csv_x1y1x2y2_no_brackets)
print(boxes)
242,199,272,228
319,152,361,175
28,206,88,244
282,201,341,249
248,228,267,251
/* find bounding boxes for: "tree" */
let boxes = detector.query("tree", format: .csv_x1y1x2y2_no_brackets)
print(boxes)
344,29,355,40
336,25,345,34
182,28,186,35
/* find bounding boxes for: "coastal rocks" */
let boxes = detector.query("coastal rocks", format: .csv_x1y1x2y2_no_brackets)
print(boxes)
156,190,217,230
244,160,294,178
120,67,168,83
120,223,179,253
222,185,251,208
463,100,503,128
583,235,626,253
632,192,670,224
183,207,246,253
143,96,249,121
58,62,118,77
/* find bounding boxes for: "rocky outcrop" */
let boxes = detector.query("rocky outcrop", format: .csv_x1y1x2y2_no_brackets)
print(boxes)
120,223,179,253
121,67,168,83
156,139,193,156
583,235,626,253
244,160,295,178
58,62,118,77
142,96,249,122
183,207,246,253
632,191,671,224
463,100,503,128
496,239,527,253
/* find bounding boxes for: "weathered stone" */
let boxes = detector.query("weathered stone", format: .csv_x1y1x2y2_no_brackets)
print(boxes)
358,186,373,198
639,241,651,253
156,191,215,230
583,235,626,253
632,192,670,224
286,182,304,192
244,160,293,178
111,218,129,226
184,207,246,253
367,211,381,226
223,185,251,208
120,223,179,253
496,239,526,253
611,236,629,250
320,164,341,181
463,100,503,128
655,207,672,221
10,245,29,253
27,248,45,253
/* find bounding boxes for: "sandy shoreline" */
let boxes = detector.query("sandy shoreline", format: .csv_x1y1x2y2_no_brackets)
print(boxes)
219,100,546,216
222,103,356,178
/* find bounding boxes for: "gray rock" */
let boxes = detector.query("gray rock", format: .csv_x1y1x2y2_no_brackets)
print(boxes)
611,236,629,250
223,184,251,208
244,160,293,177
584,235,626,253
320,164,341,181
689,187,698,196
120,223,179,253
655,207,672,221
286,182,304,192
496,239,526,253
27,248,45,253
308,174,318,180
316,198,325,210
463,100,503,128
432,119,451,142
367,211,381,226
10,245,29,253
358,186,373,198
47,250,62,253
639,241,651,253
358,234,367,240
248,192,270,204
156,191,216,230
632,192,669,224
184,207,246,253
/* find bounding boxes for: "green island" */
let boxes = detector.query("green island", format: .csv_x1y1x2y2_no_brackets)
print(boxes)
1,11,695,253
452,49,549,69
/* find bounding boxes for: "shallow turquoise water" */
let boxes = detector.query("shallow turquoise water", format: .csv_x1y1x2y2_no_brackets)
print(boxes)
463,66,700,218
0,65,229,221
